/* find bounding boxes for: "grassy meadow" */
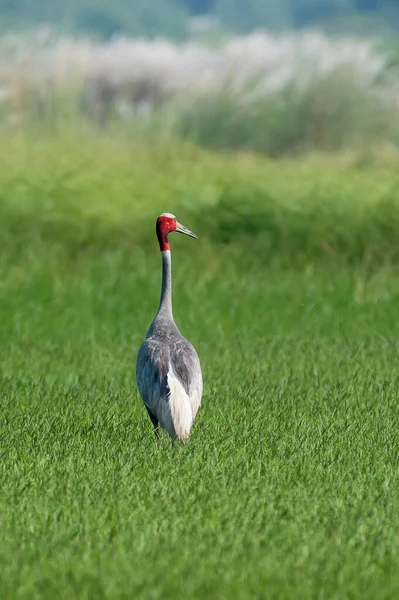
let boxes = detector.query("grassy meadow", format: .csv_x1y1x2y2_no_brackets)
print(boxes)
1,132,399,598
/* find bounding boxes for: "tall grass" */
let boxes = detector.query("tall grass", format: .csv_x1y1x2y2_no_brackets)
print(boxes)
0,30,398,154
0,132,399,267
178,70,396,155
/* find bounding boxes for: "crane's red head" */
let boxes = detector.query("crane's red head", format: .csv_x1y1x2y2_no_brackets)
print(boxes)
156,213,197,252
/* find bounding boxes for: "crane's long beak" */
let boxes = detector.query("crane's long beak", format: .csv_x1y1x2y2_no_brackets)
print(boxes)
175,221,197,239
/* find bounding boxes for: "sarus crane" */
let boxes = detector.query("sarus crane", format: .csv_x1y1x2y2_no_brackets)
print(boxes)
136,213,203,440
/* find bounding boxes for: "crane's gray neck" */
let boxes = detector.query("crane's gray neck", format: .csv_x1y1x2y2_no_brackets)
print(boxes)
157,250,173,318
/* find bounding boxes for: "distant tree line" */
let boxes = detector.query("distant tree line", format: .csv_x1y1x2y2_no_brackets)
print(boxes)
2,0,399,38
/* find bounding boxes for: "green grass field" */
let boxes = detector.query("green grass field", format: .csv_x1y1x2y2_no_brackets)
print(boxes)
1,133,399,599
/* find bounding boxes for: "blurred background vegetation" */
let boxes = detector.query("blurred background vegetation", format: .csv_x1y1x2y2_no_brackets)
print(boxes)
0,0,399,158
0,0,397,260
0,0,397,255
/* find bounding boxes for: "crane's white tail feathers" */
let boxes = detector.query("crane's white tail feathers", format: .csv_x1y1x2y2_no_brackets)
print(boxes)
167,370,193,440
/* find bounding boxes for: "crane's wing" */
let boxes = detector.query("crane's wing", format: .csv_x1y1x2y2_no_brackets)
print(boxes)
136,339,170,412
170,338,203,420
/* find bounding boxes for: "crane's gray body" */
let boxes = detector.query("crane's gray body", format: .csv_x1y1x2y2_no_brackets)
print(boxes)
136,249,202,439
